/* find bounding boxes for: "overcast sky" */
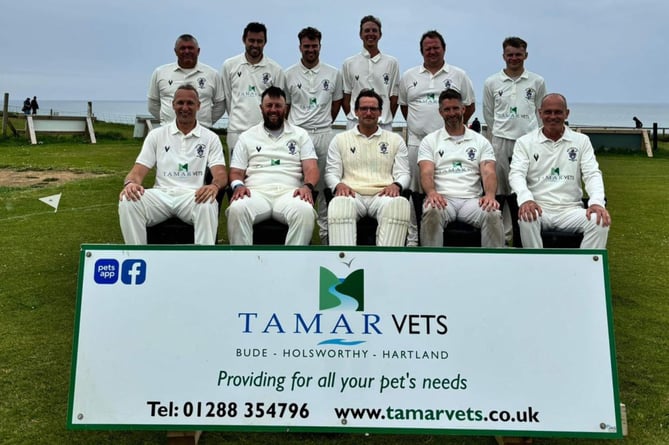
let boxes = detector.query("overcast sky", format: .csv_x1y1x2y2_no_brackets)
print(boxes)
2,0,667,104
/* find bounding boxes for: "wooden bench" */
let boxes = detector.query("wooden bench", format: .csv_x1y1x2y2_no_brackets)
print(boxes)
133,115,161,138
25,115,96,144
574,127,652,157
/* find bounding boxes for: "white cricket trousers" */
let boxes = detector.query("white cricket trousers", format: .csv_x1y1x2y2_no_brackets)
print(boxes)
226,187,316,245
518,207,609,249
420,197,504,247
119,188,219,245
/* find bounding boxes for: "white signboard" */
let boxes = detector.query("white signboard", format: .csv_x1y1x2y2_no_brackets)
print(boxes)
69,245,621,438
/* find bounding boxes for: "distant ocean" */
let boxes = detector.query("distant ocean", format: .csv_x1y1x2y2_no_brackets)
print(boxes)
8,99,669,129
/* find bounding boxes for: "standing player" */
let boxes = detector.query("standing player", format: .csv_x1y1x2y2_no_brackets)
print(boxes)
221,22,286,153
483,36,546,243
148,34,225,128
399,29,476,245
341,15,399,131
285,26,343,245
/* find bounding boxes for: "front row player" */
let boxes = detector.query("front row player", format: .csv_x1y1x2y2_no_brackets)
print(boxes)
418,89,504,247
119,84,227,245
509,93,611,248
325,89,410,246
226,86,319,245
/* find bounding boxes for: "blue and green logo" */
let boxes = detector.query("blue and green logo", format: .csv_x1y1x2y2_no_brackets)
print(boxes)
319,267,364,312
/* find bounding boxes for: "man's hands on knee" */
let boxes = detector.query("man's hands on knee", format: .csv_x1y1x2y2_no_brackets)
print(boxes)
519,200,542,222
293,185,314,204
195,184,220,204
424,191,447,209
334,183,355,197
478,194,500,212
120,183,145,201
379,182,401,197
587,204,611,227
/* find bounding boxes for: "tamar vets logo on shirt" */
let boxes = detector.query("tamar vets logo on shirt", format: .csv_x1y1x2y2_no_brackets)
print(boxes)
378,142,389,155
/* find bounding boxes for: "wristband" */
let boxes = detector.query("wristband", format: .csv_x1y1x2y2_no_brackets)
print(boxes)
211,181,221,190
123,179,134,187
303,183,315,192
392,182,403,192
230,179,244,190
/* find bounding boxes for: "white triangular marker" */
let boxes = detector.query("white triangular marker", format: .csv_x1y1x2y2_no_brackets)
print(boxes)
39,193,62,212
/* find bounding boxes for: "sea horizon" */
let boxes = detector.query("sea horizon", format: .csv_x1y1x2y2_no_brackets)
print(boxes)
8,99,669,129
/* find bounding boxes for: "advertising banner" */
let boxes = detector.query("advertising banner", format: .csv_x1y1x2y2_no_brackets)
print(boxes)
69,245,620,438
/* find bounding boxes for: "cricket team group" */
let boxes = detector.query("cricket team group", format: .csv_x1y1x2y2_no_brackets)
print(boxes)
118,15,611,249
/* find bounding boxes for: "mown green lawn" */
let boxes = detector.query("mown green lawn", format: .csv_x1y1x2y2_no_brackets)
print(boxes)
1,124,667,444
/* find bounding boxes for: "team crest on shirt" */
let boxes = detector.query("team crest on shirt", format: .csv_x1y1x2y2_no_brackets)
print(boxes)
236,71,242,77
256,146,262,152
322,79,330,91
195,144,206,158
355,75,360,81
383,73,390,85
350,146,356,154
533,153,539,161
168,80,173,85
197,77,206,89
378,142,389,155
262,73,272,85
296,82,303,89
466,147,477,161
443,79,452,89
567,147,579,161
525,88,536,100
287,140,298,155
164,145,170,152
438,150,444,157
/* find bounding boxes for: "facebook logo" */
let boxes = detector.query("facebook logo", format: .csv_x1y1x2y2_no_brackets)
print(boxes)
121,260,147,285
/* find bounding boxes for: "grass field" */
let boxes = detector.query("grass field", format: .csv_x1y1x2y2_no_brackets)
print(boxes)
1,121,668,444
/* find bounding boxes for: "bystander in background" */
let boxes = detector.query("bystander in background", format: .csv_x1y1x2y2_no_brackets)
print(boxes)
30,96,39,115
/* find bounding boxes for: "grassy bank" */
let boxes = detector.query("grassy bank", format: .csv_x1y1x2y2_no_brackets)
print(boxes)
1,123,668,444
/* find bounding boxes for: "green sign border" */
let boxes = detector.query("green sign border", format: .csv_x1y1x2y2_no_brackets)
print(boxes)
68,244,620,439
